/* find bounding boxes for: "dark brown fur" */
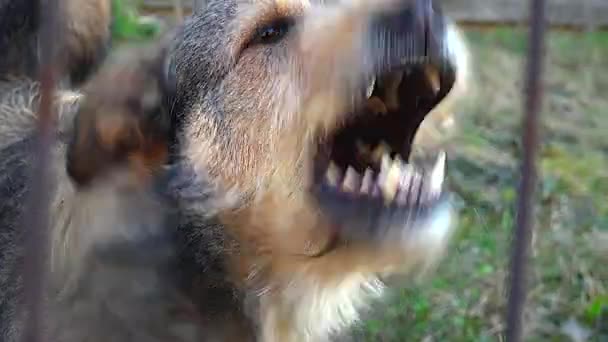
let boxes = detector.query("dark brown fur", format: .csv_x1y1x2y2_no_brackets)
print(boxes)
0,0,111,85
0,0,470,340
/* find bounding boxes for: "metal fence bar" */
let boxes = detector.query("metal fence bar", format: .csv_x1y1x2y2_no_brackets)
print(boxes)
505,0,547,340
20,0,62,341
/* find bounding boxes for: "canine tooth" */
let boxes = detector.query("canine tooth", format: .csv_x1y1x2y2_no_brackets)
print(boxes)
325,162,341,187
380,154,391,174
360,168,374,194
424,66,441,94
343,167,360,192
396,164,415,205
381,157,401,203
428,151,446,195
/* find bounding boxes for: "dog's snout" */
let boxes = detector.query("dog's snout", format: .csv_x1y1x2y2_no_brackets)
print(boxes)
368,0,447,71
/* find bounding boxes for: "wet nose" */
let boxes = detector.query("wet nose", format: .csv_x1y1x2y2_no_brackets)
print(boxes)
368,0,447,72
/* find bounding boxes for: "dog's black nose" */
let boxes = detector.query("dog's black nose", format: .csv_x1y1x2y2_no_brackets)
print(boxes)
368,0,447,72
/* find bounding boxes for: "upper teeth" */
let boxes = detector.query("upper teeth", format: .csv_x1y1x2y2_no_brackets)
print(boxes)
424,66,441,94
355,140,391,164
380,71,403,111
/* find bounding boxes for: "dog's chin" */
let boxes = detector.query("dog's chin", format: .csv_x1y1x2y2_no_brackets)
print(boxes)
309,60,458,249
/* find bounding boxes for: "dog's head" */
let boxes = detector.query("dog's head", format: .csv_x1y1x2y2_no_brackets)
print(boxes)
168,0,467,265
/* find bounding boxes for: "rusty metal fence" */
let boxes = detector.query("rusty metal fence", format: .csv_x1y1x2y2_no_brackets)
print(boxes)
18,0,549,341
505,0,546,341
20,0,61,341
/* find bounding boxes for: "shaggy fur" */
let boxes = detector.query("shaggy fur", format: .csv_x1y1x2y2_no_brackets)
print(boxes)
0,0,470,340
0,0,111,86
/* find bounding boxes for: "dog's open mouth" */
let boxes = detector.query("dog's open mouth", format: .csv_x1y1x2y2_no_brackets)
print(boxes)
311,61,456,239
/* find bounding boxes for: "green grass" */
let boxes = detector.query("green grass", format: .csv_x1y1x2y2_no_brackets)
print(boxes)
357,28,608,341
111,0,162,42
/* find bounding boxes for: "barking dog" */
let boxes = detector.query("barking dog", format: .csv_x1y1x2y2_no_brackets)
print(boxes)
0,0,470,341
167,0,466,338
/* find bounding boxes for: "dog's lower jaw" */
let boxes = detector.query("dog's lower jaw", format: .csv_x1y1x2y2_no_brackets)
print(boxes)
383,198,457,275
253,200,457,342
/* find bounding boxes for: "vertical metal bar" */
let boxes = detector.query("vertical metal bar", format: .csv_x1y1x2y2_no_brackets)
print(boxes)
173,0,184,22
505,0,547,341
20,0,61,341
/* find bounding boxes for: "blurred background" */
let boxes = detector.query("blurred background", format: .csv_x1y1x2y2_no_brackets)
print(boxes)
113,0,607,340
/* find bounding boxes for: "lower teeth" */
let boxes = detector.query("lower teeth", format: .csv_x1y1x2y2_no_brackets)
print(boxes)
343,167,360,192
322,150,446,206
360,168,374,194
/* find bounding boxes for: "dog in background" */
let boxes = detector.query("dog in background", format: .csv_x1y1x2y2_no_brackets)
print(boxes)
0,0,111,85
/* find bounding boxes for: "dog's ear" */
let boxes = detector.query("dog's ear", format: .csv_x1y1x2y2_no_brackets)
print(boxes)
66,38,178,187
161,53,177,103
153,28,185,160
150,32,176,102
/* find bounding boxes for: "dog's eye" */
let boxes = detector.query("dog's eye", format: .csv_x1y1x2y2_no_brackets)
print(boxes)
252,18,294,45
